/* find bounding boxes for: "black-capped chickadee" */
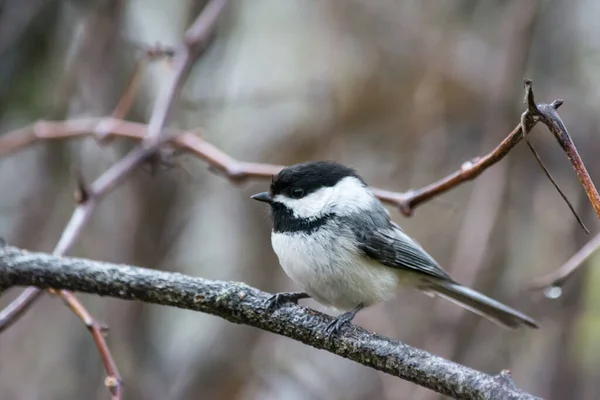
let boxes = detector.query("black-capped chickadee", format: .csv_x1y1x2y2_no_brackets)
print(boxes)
251,161,538,338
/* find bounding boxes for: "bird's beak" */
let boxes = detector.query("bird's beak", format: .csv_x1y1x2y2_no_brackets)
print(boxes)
251,191,273,204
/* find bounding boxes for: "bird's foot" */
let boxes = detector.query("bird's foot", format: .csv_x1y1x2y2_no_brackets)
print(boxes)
323,303,364,341
324,312,355,339
265,292,310,312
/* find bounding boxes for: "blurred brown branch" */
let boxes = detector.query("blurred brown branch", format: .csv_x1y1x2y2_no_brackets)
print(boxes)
393,81,600,219
97,43,175,141
529,232,600,292
0,244,541,400
0,1,229,399
519,77,600,293
142,0,229,149
1,80,596,219
520,82,588,233
520,79,600,223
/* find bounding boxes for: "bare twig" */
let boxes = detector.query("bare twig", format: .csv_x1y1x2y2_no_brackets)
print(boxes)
97,44,174,141
529,232,600,292
382,81,600,219
519,79,600,292
123,39,176,59
523,138,589,233
142,0,229,148
0,82,597,218
0,244,541,400
521,79,600,218
519,80,590,233
1,80,595,220
0,1,229,398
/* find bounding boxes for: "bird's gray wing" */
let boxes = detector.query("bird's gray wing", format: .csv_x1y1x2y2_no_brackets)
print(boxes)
352,222,455,282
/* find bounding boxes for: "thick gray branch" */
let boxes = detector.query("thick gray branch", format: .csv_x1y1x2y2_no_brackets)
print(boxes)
0,245,540,400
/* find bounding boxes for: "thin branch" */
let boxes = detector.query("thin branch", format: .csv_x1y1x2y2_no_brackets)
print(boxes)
521,79,600,218
519,81,589,233
529,232,600,292
1,77,596,220
97,44,174,141
518,79,600,292
523,139,588,233
0,244,540,400
142,0,229,148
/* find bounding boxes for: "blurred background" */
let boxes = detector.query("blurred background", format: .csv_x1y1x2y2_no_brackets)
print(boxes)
1,0,600,399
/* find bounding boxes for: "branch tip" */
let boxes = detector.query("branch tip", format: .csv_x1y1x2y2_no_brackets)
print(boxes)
74,178,90,204
104,376,120,389
523,80,537,112
398,202,413,217
495,370,518,389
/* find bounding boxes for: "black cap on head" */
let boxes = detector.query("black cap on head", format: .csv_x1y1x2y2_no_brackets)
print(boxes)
270,161,364,198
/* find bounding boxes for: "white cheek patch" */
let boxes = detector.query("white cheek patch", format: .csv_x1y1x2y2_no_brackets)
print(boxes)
329,176,376,216
273,176,377,219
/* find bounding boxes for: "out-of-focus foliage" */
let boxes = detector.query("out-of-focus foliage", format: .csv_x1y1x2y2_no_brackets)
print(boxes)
1,1,600,399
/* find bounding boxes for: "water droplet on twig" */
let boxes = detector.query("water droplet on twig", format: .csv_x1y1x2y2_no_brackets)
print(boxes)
544,286,562,299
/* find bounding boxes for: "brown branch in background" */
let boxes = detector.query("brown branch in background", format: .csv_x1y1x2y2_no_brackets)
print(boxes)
518,83,589,233
518,79,600,292
521,80,600,218
382,82,600,220
123,39,176,59
529,232,600,292
523,139,589,233
97,44,175,141
0,1,229,399
142,0,229,149
0,81,597,219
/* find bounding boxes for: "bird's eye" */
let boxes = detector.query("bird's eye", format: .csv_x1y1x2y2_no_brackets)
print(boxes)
291,188,304,199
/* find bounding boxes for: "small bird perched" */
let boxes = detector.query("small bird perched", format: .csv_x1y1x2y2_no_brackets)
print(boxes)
251,161,538,338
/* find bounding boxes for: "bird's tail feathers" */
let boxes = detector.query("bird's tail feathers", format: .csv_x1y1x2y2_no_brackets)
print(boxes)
425,280,539,329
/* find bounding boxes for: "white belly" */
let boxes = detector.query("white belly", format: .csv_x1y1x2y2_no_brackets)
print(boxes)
271,230,402,311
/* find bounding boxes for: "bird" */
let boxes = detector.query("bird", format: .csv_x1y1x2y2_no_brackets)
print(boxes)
251,160,539,338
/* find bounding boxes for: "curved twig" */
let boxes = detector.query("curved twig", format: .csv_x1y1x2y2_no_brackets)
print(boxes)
522,80,600,218
529,232,600,291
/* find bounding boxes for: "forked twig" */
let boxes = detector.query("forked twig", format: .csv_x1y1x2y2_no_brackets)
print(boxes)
521,80,600,218
519,91,590,235
523,139,589,233
142,0,228,149
0,81,598,220
97,44,174,141
516,79,600,292
0,80,590,220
